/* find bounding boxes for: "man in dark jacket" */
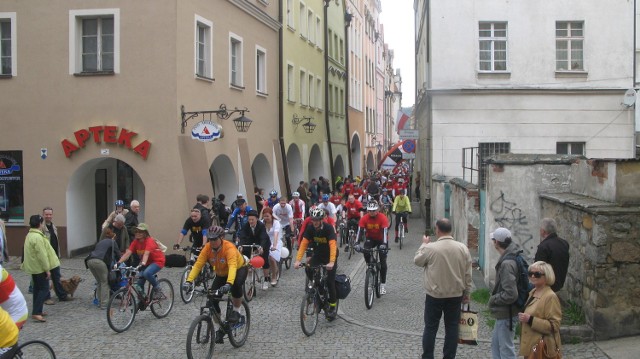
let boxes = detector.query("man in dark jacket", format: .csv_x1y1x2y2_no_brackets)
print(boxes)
193,194,212,227
238,210,271,290
535,218,570,292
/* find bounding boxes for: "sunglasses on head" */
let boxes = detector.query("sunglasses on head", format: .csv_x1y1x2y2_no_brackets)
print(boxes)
528,271,545,278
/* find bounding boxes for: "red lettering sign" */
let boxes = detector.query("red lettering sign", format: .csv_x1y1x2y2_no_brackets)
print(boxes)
61,126,151,160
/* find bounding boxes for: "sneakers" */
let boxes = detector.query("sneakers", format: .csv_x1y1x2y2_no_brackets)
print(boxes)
394,237,399,243
262,281,269,291
344,245,349,252
380,283,387,295
326,304,337,320
227,310,241,323
215,329,225,344
44,299,55,305
152,288,164,300
270,278,278,286
59,296,74,302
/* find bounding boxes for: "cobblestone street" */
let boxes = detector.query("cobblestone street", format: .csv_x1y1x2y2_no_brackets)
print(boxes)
5,217,612,358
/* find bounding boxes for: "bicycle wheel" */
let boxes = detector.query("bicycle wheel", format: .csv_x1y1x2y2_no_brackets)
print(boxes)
300,292,319,336
277,259,283,281
348,233,355,260
284,255,292,269
243,269,256,302
186,315,215,359
364,268,374,309
106,287,137,333
14,340,56,359
398,222,404,250
150,279,174,318
227,300,250,348
180,267,195,304
375,265,382,298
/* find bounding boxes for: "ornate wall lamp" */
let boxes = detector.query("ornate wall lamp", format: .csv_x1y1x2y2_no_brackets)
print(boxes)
292,114,316,134
180,104,252,134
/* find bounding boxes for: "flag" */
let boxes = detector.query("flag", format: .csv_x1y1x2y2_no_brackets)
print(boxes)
395,110,410,134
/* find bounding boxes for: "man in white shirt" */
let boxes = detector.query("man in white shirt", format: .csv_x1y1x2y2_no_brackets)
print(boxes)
318,194,337,222
273,197,294,252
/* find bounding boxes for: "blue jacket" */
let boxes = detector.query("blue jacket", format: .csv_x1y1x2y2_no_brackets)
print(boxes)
225,206,254,230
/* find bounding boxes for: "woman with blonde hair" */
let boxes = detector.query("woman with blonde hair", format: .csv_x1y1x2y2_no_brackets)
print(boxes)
517,261,562,358
261,207,282,286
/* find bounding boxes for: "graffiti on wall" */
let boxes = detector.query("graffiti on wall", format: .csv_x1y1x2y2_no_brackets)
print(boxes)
490,191,536,257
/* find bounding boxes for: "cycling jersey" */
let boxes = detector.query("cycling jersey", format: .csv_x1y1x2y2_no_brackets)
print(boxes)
290,199,305,219
318,202,337,219
187,240,246,285
380,194,393,206
297,217,334,244
359,214,389,243
273,203,294,227
392,195,412,213
267,197,280,208
329,195,342,206
297,222,337,264
343,200,364,220
226,206,254,230
0,307,18,353
0,264,27,329
129,237,165,268
181,216,209,248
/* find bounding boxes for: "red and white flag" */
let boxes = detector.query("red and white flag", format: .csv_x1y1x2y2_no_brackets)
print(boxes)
395,110,410,134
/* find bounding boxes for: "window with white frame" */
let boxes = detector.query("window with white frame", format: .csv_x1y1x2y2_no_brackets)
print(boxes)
479,22,507,71
256,47,266,93
287,63,295,102
286,0,294,28
70,9,120,74
299,2,307,39
195,15,213,79
308,73,315,108
316,77,322,110
230,33,243,87
556,21,584,71
308,10,315,44
0,13,16,76
556,142,585,155
300,69,307,106
316,16,322,49
328,84,333,113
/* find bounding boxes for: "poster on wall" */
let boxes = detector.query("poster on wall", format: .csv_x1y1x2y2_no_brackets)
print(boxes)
0,151,24,223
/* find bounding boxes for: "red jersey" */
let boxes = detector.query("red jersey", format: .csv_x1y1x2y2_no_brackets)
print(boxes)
291,199,305,219
329,194,342,206
129,237,166,268
359,213,389,242
341,183,354,196
351,187,364,200
343,200,364,220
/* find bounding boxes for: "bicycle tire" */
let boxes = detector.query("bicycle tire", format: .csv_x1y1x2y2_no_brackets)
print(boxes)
180,267,195,304
300,292,319,336
186,315,215,359
277,259,283,282
243,269,256,302
150,279,174,318
284,256,292,269
348,232,355,260
14,340,57,359
227,300,250,348
106,287,137,333
364,268,374,309
375,266,382,299
398,222,404,250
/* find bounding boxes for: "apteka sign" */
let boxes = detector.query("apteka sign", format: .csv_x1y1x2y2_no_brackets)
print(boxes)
61,126,151,160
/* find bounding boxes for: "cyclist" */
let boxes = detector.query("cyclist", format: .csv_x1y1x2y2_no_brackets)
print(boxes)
0,263,28,329
380,188,393,211
238,210,272,291
356,202,390,294
318,194,337,222
226,199,253,242
101,199,129,230
174,208,209,250
273,197,294,253
392,177,407,198
183,226,248,344
266,190,280,209
115,223,166,298
294,208,339,319
297,207,335,248
230,193,244,213
342,194,364,251
261,207,282,286
0,307,18,359
391,189,412,243
289,191,306,221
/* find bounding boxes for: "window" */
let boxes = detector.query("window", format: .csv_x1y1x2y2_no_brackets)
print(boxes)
328,84,333,113
479,22,507,71
0,13,16,76
316,16,322,49
230,33,243,87
308,73,315,108
69,9,119,74
0,151,24,223
299,2,307,39
557,142,585,155
556,21,584,71
300,69,307,105
195,15,213,79
316,77,322,110
287,63,295,102
308,10,315,44
286,0,294,28
478,142,510,188
256,47,266,94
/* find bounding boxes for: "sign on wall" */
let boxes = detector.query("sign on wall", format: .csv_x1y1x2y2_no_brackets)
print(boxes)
61,126,152,160
191,121,223,142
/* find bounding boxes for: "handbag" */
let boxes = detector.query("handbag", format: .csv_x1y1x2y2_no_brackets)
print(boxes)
528,325,561,359
458,303,479,345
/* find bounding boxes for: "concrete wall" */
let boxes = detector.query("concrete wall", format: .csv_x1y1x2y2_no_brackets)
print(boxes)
449,178,479,250
571,160,640,205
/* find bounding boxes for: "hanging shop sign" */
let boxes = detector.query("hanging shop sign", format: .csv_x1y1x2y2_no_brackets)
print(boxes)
191,120,223,142
61,126,151,160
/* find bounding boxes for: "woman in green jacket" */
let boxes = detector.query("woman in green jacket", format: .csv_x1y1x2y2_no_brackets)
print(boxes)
21,215,60,322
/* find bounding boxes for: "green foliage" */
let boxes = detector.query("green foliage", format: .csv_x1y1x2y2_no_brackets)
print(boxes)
471,288,490,305
563,300,586,325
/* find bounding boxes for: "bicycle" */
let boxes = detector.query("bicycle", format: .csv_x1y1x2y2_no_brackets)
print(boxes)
292,218,303,250
179,246,216,304
237,244,264,302
396,211,408,250
298,263,339,336
106,265,175,333
346,226,357,260
9,340,56,359
358,246,388,309
337,215,348,248
381,203,393,228
186,287,251,359
281,227,293,270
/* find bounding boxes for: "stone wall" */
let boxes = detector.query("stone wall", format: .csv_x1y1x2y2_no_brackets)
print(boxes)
449,178,479,251
541,193,640,340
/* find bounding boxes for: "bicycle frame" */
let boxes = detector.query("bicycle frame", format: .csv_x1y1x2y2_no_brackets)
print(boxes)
304,264,331,316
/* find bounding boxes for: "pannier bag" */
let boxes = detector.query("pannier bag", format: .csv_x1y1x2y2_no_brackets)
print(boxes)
335,274,351,299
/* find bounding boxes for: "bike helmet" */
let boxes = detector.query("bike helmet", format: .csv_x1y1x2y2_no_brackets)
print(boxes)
310,207,325,220
115,199,124,207
322,194,330,201
398,178,405,183
292,191,300,197
207,225,226,239
367,202,379,211
269,190,278,197
382,188,388,192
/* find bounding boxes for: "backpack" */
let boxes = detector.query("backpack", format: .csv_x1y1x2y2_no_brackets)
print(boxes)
502,250,534,311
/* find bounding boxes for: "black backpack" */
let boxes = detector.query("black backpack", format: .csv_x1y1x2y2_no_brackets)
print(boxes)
502,250,534,311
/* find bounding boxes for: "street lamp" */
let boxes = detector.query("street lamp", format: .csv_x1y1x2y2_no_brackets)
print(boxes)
180,104,252,134
292,114,316,134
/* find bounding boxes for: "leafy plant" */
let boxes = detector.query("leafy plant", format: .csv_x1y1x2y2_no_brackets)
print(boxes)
471,288,490,304
563,300,586,325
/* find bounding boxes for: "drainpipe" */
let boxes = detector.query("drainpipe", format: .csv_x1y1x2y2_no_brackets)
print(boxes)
344,12,353,176
323,1,336,183
278,0,292,197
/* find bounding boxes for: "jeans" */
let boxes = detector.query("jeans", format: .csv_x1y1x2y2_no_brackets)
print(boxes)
422,294,463,359
46,266,68,300
32,272,49,315
136,263,161,291
491,316,518,359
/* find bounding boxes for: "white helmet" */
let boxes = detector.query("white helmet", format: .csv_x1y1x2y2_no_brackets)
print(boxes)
292,191,300,197
310,207,325,220
367,202,379,211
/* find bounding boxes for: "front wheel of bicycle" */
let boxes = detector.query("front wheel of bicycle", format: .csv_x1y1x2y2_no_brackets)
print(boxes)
180,267,195,304
186,315,215,359
284,255,292,269
375,268,382,299
243,269,256,302
300,292,319,336
398,223,405,250
14,340,57,359
227,300,250,348
150,279,174,318
364,268,375,309
106,287,137,333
